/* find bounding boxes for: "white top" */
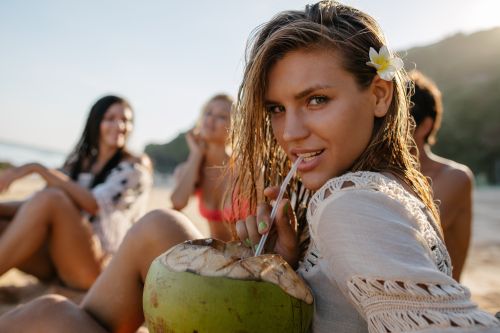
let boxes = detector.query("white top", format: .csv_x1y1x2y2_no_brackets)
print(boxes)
297,171,500,333
77,160,152,255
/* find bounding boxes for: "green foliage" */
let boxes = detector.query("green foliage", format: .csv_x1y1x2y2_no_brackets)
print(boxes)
144,132,189,174
0,161,14,171
404,27,500,184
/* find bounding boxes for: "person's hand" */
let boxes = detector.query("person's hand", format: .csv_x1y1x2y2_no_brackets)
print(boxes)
185,129,206,159
235,186,299,268
0,168,19,193
0,164,37,193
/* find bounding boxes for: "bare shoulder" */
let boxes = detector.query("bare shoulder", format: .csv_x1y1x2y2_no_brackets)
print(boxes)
431,157,473,200
439,159,473,189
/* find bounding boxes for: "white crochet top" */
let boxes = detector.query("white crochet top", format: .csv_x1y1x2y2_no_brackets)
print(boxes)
297,171,500,333
77,161,152,255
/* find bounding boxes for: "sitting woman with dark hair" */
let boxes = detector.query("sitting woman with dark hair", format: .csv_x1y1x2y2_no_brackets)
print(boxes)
0,95,152,290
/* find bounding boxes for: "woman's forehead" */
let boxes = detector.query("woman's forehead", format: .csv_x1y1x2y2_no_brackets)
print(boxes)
265,49,347,99
105,103,133,118
206,99,231,113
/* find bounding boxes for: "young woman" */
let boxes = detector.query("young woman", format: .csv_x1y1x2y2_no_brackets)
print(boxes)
0,95,152,290
170,94,234,241
0,2,498,332
230,2,499,332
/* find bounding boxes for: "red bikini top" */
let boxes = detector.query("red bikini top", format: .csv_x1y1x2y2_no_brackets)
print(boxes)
195,189,250,223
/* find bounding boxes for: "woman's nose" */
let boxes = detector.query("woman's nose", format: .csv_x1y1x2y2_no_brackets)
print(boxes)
115,119,127,131
282,109,309,142
203,115,215,127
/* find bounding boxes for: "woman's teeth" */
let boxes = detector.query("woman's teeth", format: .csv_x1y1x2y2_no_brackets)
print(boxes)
297,150,322,162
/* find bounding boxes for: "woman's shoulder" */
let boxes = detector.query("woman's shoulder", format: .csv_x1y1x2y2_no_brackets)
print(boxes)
308,171,417,219
123,153,151,168
98,154,153,187
119,153,153,173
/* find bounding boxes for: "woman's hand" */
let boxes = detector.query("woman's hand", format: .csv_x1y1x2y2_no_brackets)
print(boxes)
186,129,206,159
0,163,39,193
235,186,299,268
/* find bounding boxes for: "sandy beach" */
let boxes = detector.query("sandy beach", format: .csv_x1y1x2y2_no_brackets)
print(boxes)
1,175,499,317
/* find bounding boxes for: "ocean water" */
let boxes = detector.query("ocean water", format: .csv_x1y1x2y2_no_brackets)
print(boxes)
0,141,66,168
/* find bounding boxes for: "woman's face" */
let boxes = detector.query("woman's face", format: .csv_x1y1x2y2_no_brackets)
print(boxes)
265,49,386,191
99,102,133,150
199,99,231,143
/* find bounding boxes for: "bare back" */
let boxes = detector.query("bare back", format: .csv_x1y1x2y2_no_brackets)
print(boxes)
422,154,473,281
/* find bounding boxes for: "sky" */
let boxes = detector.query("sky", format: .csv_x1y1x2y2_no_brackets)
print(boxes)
1,0,499,155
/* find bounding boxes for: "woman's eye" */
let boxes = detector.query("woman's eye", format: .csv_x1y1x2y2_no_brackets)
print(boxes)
309,96,328,106
265,104,285,114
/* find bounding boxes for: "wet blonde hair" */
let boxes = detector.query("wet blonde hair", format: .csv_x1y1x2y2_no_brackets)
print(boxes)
229,0,441,247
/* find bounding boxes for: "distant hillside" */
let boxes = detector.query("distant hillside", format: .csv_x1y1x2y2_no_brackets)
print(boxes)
404,27,500,184
146,28,500,183
145,132,188,174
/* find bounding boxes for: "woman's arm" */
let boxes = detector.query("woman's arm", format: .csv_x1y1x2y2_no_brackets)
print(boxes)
0,162,98,214
170,130,205,210
313,190,499,333
170,157,202,210
33,163,99,215
0,163,38,193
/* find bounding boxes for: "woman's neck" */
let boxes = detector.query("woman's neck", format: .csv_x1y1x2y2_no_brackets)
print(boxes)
93,144,119,172
418,144,437,174
204,142,228,167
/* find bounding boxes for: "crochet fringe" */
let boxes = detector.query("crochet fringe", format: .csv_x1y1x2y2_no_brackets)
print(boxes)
348,276,500,332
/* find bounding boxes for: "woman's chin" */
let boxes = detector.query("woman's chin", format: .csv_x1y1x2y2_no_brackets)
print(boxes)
203,136,227,145
103,141,126,151
300,175,328,192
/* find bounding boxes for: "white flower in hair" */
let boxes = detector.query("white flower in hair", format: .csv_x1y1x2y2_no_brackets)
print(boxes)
366,45,403,81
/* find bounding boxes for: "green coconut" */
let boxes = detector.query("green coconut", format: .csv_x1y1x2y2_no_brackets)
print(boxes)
143,238,313,333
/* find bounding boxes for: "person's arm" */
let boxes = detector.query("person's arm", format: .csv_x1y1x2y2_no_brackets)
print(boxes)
0,163,99,215
170,130,205,210
313,190,498,333
0,163,41,192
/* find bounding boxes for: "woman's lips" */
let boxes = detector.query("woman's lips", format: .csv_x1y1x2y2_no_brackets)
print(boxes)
295,150,324,172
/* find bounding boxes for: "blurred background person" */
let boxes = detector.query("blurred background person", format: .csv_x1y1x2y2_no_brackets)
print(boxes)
0,95,152,290
170,94,235,241
410,70,473,281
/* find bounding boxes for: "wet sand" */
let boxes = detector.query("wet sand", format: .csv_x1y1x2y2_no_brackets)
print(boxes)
1,175,499,316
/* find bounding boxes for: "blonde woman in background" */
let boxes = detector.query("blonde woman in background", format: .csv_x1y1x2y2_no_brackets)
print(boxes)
170,94,235,241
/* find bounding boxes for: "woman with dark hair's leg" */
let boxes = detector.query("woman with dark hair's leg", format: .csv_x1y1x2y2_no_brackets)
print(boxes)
0,188,101,289
0,209,202,333
0,95,153,289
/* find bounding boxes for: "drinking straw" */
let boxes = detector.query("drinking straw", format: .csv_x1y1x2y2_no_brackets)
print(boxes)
254,156,303,256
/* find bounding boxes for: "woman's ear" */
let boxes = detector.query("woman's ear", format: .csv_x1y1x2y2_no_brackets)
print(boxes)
370,75,394,117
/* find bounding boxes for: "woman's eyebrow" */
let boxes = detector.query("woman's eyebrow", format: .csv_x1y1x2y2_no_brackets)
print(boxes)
294,84,333,100
265,84,333,105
